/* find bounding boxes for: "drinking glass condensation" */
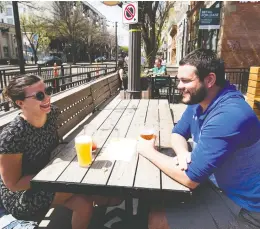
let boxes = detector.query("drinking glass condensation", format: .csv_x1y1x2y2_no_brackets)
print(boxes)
140,128,155,140
75,135,92,167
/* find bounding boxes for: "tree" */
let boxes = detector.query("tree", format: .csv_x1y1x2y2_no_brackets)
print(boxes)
139,1,174,67
120,46,129,53
0,2,4,11
20,15,50,63
46,1,90,64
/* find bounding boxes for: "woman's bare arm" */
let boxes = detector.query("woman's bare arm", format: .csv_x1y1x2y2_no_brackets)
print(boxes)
0,154,34,192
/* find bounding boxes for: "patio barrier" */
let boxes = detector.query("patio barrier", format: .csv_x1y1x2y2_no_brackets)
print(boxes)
0,64,117,112
0,72,120,137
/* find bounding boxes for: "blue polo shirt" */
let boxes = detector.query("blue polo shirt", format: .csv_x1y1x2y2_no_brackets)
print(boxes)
172,81,260,212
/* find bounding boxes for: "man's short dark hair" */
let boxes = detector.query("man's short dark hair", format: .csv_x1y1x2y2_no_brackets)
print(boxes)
179,48,225,87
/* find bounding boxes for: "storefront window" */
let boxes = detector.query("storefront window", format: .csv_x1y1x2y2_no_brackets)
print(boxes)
3,47,9,58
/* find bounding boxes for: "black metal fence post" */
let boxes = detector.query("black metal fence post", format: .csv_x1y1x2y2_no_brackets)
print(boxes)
0,70,4,89
3,70,7,87
38,66,42,76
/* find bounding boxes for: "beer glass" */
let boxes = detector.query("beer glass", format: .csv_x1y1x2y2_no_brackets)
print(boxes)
140,127,155,140
75,135,92,167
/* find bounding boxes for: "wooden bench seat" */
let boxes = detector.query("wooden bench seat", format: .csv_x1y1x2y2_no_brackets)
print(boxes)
147,182,242,229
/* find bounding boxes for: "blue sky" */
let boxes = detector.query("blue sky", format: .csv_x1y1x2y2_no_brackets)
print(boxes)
88,1,129,46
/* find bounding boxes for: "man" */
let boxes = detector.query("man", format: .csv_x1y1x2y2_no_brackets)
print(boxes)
152,58,166,76
138,49,260,228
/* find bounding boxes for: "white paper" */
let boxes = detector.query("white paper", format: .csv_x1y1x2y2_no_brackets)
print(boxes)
102,138,137,161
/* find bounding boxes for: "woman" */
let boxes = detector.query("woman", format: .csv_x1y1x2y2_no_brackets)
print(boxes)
0,75,95,229
117,59,126,90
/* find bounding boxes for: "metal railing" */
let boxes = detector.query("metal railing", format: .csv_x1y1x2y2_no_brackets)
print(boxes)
147,67,250,103
225,68,249,94
0,65,116,112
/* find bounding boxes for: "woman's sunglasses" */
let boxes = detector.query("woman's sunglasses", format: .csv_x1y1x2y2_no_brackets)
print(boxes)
24,86,53,101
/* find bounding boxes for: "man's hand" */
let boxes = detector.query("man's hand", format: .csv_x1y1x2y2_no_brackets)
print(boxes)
137,136,156,158
175,152,191,171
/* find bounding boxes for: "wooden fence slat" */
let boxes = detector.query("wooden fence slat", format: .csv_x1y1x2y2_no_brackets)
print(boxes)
53,87,91,110
57,96,93,127
58,104,94,138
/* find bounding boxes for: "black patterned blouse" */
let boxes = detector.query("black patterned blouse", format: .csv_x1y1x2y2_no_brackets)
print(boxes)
0,105,60,220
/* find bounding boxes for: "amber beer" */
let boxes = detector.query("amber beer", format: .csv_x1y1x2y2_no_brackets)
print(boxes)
140,128,155,140
75,135,92,167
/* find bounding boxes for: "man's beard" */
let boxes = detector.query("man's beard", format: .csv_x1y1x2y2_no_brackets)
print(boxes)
182,84,207,105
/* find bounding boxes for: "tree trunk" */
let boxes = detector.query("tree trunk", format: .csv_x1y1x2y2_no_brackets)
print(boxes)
71,41,77,64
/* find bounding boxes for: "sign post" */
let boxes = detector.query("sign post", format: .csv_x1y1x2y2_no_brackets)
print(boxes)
122,2,141,99
199,8,220,30
122,2,138,24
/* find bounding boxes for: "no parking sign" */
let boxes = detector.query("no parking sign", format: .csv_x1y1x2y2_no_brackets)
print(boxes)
122,2,138,24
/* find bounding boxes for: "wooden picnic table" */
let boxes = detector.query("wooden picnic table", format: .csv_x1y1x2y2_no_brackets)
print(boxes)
31,98,191,219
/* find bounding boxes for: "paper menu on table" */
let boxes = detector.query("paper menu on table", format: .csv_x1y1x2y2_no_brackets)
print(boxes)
102,138,137,161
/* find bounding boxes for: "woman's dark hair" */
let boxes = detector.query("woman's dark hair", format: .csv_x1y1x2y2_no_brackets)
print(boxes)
179,48,225,87
4,74,42,109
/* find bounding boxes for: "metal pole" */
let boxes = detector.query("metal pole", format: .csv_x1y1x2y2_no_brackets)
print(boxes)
115,22,118,68
12,1,25,74
125,23,141,99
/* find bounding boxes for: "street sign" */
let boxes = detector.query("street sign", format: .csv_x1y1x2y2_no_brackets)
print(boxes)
122,2,138,24
199,8,220,29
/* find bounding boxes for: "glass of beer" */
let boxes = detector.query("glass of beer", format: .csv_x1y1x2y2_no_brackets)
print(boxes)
140,127,155,140
75,135,92,168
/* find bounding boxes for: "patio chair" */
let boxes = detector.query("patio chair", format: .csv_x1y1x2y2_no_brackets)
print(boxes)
171,76,182,104
152,76,172,102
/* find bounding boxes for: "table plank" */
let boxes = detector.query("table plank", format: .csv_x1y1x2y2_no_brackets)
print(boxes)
158,99,173,123
58,108,126,183
84,109,114,136
107,101,149,187
33,108,118,183
115,99,131,109
81,108,136,185
33,140,76,182
145,100,159,125
134,100,161,190
98,96,121,110
126,99,140,109
158,100,189,192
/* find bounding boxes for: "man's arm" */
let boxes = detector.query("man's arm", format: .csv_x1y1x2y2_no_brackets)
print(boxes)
170,106,193,170
171,133,190,156
139,144,199,189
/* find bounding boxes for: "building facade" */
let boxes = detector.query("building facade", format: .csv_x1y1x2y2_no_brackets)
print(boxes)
0,22,17,63
186,1,260,68
0,2,27,25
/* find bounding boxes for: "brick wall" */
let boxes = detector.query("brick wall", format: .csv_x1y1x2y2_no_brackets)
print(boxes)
220,2,260,68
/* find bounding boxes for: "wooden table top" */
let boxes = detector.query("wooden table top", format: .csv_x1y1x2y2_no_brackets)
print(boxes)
31,98,191,200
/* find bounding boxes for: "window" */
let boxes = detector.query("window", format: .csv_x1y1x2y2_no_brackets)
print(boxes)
6,8,12,16
3,47,9,58
7,18,13,24
1,19,3,23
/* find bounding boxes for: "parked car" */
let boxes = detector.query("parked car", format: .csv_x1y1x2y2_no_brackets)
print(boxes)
37,56,63,67
94,56,106,62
